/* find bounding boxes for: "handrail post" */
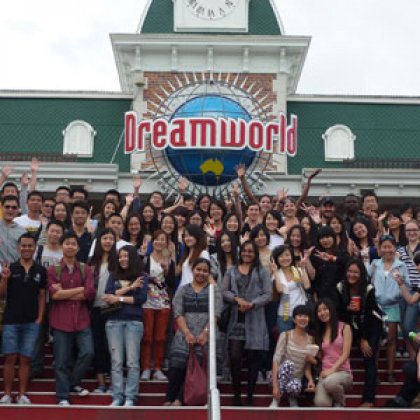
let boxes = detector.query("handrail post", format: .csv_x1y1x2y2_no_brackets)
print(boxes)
208,284,221,420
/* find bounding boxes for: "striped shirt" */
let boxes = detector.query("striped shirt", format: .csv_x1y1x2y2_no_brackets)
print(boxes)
397,245,420,290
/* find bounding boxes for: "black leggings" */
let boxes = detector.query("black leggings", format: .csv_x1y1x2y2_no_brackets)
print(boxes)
228,339,260,399
166,367,186,402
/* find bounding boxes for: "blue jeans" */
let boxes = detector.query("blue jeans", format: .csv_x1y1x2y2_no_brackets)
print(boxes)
106,319,144,402
2,322,40,358
53,328,94,401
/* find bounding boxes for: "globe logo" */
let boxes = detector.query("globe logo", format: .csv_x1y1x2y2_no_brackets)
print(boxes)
165,95,256,186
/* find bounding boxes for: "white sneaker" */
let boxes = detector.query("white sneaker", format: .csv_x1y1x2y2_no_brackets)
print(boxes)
16,395,31,405
257,371,266,384
92,385,107,394
124,399,135,407
71,385,89,397
58,399,70,407
0,394,12,404
152,369,167,381
141,369,151,381
269,398,278,408
110,399,123,406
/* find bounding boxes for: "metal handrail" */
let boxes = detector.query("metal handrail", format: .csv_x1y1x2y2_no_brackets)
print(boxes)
208,284,221,420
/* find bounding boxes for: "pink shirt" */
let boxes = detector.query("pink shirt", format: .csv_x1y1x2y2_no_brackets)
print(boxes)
321,322,352,375
48,260,95,332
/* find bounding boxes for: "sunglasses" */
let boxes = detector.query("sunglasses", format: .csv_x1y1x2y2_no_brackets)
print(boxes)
4,205,18,210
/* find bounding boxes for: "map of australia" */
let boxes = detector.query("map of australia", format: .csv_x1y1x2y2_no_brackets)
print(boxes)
200,158,224,180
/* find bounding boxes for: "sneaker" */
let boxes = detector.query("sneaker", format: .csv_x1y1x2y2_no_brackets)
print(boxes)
124,399,135,407
16,395,31,405
141,369,151,381
256,371,266,384
93,385,107,394
152,369,167,381
71,385,89,397
110,399,124,407
268,398,278,408
0,394,12,404
106,386,113,394
58,399,70,407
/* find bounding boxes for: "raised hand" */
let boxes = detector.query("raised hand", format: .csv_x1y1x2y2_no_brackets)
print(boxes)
307,168,321,180
178,177,189,193
133,175,142,193
125,193,135,207
235,163,246,178
31,157,39,173
0,262,11,282
276,188,289,202
1,165,13,178
231,182,240,196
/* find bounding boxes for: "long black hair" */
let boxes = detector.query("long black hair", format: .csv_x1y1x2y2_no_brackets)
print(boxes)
88,228,117,283
340,258,369,312
141,202,160,235
114,245,144,281
216,230,239,276
238,239,260,275
122,213,144,250
314,298,339,346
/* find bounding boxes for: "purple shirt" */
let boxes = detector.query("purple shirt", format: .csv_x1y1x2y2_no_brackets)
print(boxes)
48,260,95,332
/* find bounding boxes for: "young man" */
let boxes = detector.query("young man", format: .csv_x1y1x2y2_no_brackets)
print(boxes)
68,201,92,263
70,188,89,203
319,196,336,225
14,190,43,237
0,196,26,262
31,220,65,378
48,232,95,406
55,186,72,204
0,233,47,404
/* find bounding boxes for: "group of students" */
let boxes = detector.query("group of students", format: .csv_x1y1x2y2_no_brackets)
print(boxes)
0,163,419,408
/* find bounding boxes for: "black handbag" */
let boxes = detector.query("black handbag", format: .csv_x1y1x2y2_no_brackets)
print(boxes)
100,301,122,316
218,304,231,333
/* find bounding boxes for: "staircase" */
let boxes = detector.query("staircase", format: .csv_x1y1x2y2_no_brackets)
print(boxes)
0,343,418,419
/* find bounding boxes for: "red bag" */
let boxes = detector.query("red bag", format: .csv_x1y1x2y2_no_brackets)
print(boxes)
183,345,208,406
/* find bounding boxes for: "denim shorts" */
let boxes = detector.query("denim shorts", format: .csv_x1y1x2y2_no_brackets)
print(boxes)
2,322,40,358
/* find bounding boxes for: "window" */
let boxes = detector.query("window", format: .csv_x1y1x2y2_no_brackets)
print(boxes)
322,124,355,161
63,120,96,157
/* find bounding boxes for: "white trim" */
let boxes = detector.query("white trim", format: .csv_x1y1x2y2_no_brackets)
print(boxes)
287,94,420,105
269,0,286,35
0,90,132,99
322,124,356,162
63,120,96,158
137,0,153,33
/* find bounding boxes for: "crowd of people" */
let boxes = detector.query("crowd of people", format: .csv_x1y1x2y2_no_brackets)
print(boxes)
0,161,419,408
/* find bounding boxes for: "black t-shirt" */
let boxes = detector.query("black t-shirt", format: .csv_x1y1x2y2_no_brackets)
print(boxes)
68,228,93,263
3,261,47,324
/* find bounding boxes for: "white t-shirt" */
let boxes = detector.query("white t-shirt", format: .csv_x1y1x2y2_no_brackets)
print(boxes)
94,263,110,308
35,245,63,269
269,233,284,251
179,249,210,288
14,214,41,236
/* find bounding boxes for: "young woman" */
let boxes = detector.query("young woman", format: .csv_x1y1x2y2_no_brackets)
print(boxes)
160,214,181,263
279,199,300,237
164,258,222,406
103,246,149,406
313,298,353,407
209,199,226,239
380,209,407,247
337,259,383,407
96,199,118,233
285,224,310,265
187,209,205,228
308,226,350,304
259,194,273,216
122,213,145,255
350,220,379,269
141,230,176,381
397,219,420,359
271,245,311,334
197,194,212,216
272,305,317,407
141,203,159,238
368,235,409,383
249,224,271,274
327,214,350,254
221,240,272,406
263,210,284,250
52,202,71,230
178,225,209,288
173,207,188,244
88,228,117,393
215,231,239,280
223,213,242,239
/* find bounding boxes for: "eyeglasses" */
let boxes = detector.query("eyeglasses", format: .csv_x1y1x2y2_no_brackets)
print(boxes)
4,205,18,210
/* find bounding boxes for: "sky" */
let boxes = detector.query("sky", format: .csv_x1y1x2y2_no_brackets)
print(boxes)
1,0,419,96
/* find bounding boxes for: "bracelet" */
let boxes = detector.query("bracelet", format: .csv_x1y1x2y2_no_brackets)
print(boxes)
119,297,124,303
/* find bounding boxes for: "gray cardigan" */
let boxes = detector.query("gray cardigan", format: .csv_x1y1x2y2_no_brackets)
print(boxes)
222,265,272,351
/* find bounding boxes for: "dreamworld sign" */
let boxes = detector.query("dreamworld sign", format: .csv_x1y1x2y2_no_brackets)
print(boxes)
124,111,298,156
